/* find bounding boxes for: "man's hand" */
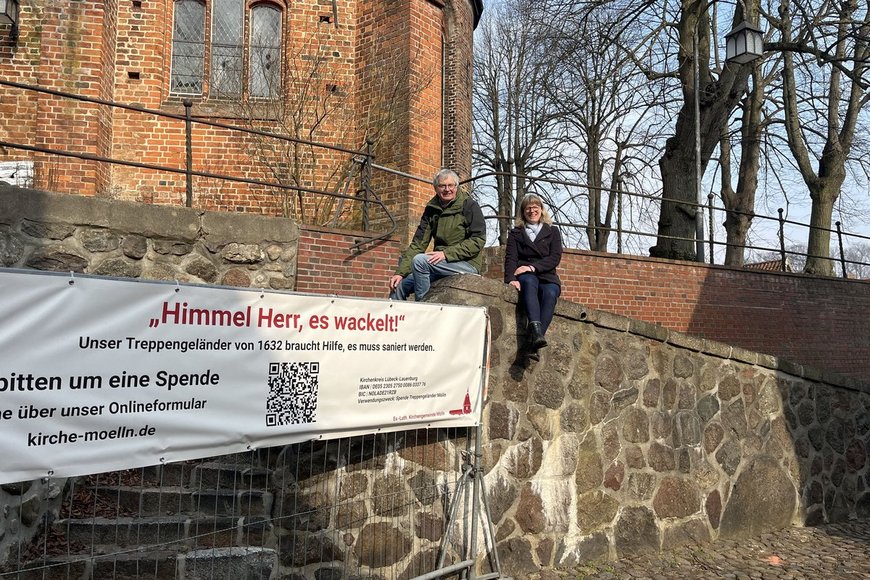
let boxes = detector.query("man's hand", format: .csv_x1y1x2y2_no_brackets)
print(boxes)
389,274,404,290
426,251,446,264
509,280,521,291
514,265,534,276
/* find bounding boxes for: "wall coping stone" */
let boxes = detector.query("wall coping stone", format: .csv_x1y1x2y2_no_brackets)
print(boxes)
1,185,299,245
432,274,870,396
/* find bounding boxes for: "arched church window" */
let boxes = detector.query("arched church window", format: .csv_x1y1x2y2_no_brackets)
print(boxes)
249,4,282,98
170,0,206,94
170,0,283,99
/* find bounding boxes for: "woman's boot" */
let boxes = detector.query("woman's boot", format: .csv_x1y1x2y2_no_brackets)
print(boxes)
528,321,548,350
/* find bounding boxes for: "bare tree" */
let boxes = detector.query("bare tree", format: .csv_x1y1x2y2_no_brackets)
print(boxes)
719,61,779,266
543,3,668,252
646,0,763,260
772,0,870,275
472,0,571,244
843,243,870,279
543,0,761,260
236,21,433,225
473,0,667,251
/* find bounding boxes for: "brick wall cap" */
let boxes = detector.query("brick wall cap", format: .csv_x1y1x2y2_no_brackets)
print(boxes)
432,273,870,395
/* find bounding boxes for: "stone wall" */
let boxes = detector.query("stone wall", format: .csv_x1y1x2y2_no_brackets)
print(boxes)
2,186,869,576
425,276,870,574
0,185,299,288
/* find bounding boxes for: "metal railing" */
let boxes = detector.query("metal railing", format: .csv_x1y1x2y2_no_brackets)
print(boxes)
0,427,504,580
467,171,870,279
2,78,869,277
0,78,397,250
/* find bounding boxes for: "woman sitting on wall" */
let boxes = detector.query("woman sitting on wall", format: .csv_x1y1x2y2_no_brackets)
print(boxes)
504,194,563,351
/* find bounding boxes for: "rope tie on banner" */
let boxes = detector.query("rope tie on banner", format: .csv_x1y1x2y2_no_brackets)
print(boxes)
174,280,180,293
68,271,74,285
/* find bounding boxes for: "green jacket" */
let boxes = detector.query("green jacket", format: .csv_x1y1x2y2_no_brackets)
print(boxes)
395,191,486,277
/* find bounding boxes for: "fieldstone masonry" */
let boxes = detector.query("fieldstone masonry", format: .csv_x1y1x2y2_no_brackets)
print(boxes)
0,185,299,288
1,186,869,577
425,276,870,574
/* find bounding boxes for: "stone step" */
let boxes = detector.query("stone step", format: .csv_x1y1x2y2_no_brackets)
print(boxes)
189,462,272,490
173,546,275,580
56,515,272,549
87,486,273,517
141,459,272,489
12,546,275,580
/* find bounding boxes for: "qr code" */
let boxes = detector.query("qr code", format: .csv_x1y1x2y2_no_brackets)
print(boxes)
266,362,319,427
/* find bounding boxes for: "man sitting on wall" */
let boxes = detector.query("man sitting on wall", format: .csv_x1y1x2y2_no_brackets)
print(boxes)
388,168,486,301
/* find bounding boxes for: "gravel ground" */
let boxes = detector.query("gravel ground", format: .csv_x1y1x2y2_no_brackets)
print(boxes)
527,518,870,579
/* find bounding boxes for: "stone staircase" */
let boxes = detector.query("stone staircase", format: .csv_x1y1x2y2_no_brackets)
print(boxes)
13,457,277,580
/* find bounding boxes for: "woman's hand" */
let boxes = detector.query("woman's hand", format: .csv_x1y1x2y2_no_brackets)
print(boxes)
509,281,520,291
514,265,534,276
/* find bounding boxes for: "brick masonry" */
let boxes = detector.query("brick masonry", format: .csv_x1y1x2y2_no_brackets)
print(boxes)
0,0,478,245
484,247,870,381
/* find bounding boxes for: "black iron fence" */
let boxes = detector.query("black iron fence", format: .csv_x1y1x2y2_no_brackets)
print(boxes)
2,78,869,278
0,78,396,250
467,171,870,279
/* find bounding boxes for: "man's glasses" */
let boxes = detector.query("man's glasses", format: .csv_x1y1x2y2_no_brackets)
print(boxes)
437,183,458,190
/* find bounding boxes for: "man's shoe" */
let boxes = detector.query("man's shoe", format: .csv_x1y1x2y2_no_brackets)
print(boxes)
528,321,548,350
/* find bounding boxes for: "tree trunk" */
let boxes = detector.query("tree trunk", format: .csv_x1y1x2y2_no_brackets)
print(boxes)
650,1,755,261
804,182,839,276
652,141,700,261
497,158,514,244
723,70,763,267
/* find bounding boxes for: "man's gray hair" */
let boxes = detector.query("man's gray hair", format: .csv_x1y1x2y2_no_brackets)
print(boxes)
433,168,460,187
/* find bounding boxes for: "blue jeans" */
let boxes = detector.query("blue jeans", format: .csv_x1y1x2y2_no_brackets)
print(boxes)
518,273,561,333
390,254,478,301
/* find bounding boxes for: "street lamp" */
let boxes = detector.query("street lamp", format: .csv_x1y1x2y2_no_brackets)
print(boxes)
725,21,764,64
695,20,765,263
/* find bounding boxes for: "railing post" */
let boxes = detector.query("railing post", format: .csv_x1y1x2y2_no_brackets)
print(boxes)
707,193,714,265
616,177,623,255
778,208,786,271
362,139,374,232
836,221,848,278
183,99,193,208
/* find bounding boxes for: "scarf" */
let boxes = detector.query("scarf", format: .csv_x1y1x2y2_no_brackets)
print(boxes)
525,222,543,242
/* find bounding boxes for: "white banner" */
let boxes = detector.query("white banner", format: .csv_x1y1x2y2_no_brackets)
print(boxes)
0,268,489,484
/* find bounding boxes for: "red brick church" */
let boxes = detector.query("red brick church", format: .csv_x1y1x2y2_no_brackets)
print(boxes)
0,0,482,238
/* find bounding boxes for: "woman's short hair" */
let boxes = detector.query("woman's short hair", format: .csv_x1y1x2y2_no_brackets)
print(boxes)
516,193,553,227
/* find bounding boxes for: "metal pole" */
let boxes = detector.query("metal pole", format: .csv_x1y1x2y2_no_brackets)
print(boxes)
694,29,704,263
363,139,374,231
183,99,193,208
836,221,848,278
778,208,786,271
469,423,483,579
617,177,623,255
707,193,714,264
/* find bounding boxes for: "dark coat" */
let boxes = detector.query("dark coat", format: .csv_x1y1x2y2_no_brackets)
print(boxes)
395,191,487,277
504,223,562,286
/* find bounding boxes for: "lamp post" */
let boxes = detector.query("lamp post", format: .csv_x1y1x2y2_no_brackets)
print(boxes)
694,19,764,263
693,28,704,263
